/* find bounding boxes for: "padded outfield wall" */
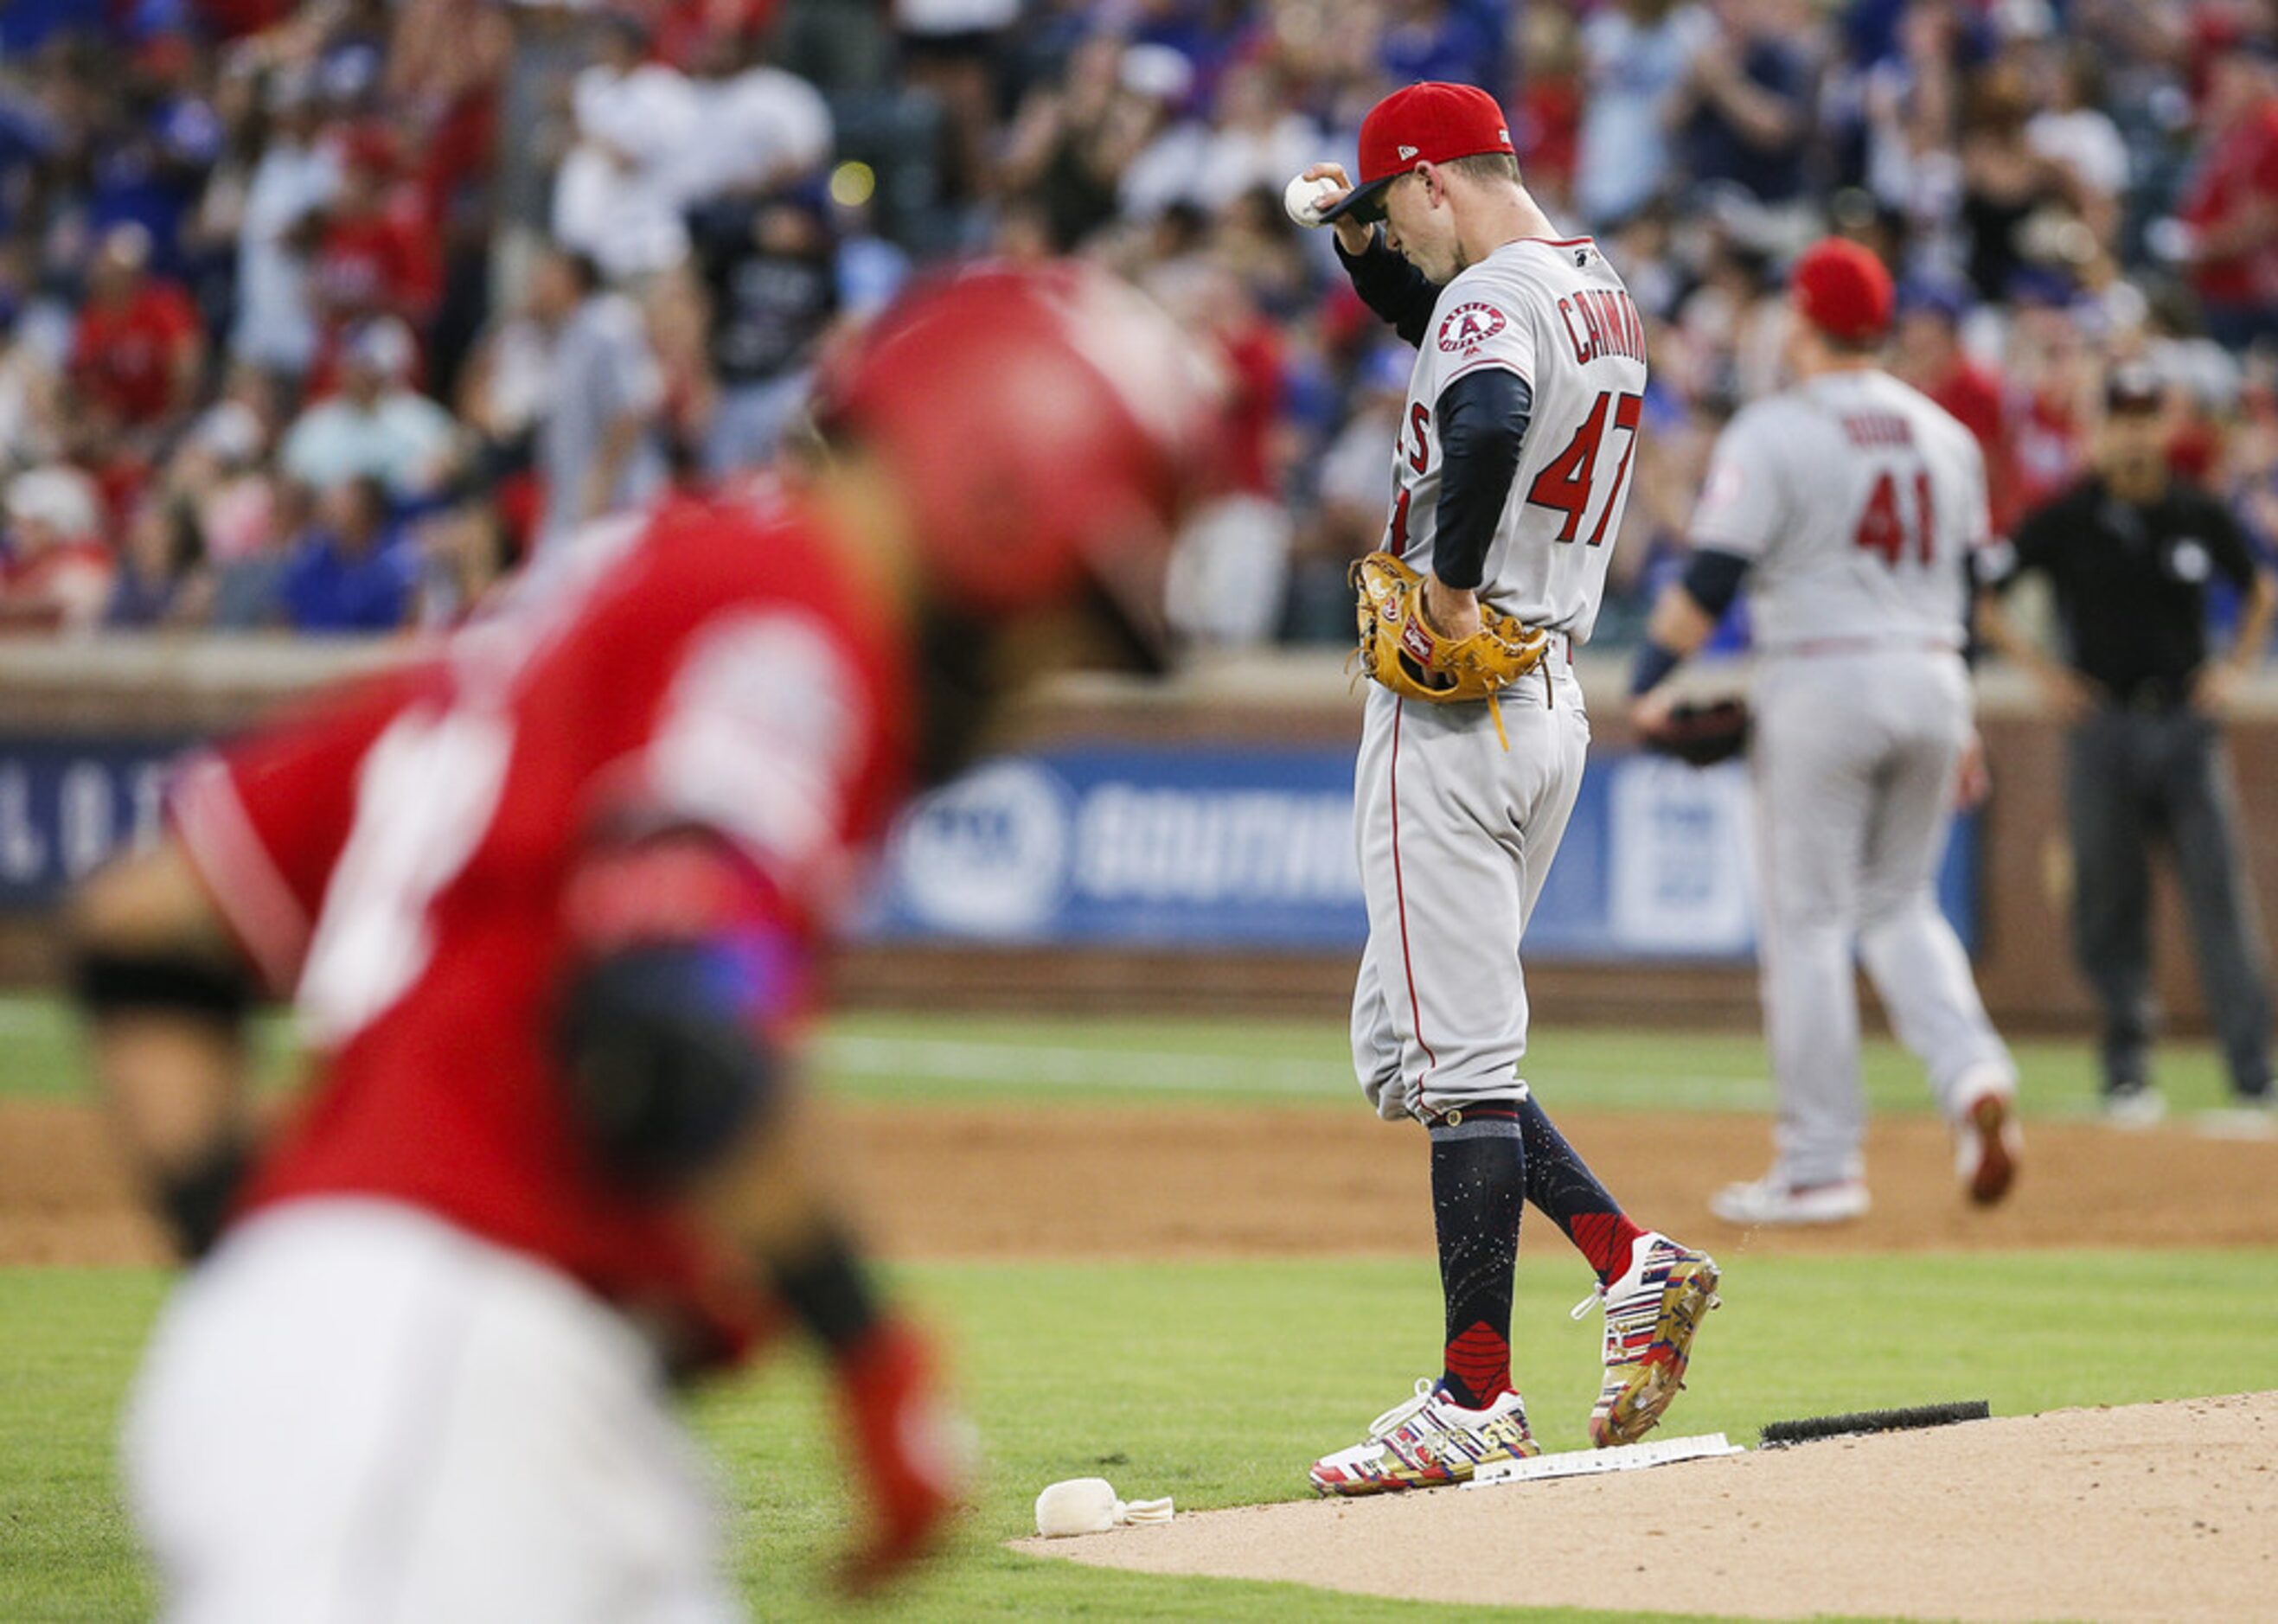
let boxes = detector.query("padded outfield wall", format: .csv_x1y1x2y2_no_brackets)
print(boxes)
0,639,2271,1033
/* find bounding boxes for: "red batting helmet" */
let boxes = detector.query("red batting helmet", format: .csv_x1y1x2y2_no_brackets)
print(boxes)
809,263,1225,617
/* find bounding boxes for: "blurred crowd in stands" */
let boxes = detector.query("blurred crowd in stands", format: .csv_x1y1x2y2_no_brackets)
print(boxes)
1,0,2276,650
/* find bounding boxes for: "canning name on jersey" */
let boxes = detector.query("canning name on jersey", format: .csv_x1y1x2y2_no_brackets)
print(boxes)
1688,368,1989,652
164,489,910,1349
1389,236,1648,643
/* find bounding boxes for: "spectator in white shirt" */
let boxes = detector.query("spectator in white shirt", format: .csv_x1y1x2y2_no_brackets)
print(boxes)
551,14,700,280
229,72,341,380
279,317,460,502
660,29,833,208
2026,45,2129,246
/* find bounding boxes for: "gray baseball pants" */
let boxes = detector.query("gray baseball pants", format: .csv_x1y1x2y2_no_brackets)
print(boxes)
1750,649,2016,1186
1351,660,1589,1122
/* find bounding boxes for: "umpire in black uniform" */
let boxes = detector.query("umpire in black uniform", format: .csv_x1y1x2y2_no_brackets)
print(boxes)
1979,364,2278,1124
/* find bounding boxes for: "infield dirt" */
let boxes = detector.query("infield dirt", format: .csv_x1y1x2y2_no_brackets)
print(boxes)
10,1094,2276,1623
1016,1390,2278,1622
6,1095,2277,1264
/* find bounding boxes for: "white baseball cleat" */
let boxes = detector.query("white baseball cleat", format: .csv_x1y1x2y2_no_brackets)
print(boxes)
1308,1379,1538,1496
1955,1091,2022,1206
1574,1231,1720,1448
2100,1085,2166,1128
2195,1100,2276,1140
1710,1175,1870,1226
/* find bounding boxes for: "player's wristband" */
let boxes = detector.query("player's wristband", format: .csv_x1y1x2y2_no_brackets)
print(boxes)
72,945,253,1026
153,1135,253,1261
1631,641,1682,697
772,1224,884,1358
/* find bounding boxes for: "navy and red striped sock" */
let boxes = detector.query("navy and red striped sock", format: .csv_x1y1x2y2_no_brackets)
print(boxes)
1516,1094,1644,1286
1429,1100,1525,1410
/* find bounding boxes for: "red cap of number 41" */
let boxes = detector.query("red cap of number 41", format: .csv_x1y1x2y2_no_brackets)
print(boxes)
1789,238,1895,345
1320,82,1516,226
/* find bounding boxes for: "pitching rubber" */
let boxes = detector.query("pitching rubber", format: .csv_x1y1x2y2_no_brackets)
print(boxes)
1760,1400,1992,1448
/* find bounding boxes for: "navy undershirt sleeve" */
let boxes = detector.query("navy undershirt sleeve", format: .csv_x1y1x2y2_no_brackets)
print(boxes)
1430,367,1533,592
1629,642,1681,696
1633,548,1752,695
1679,547,1751,618
1334,227,1439,348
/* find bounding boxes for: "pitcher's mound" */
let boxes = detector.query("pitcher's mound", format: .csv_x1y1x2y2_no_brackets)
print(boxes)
1015,1391,2276,1622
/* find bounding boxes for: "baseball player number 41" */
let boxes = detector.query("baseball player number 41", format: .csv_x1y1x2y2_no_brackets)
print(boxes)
1855,470,1936,567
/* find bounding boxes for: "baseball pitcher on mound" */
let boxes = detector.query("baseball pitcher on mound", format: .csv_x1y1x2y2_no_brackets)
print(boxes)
1631,239,2021,1227
1294,82,1719,1497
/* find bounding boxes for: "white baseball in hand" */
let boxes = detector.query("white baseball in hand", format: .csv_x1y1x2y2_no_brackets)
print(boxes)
1283,173,1342,228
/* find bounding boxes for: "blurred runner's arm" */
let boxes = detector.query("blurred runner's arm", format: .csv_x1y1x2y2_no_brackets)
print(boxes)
67,675,420,1258
561,608,966,1589
68,841,257,1260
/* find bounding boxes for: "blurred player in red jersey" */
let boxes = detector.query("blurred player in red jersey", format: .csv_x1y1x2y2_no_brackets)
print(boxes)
68,265,1220,1621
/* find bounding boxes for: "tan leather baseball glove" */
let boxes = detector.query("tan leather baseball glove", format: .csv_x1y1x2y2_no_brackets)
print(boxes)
1350,551,1550,748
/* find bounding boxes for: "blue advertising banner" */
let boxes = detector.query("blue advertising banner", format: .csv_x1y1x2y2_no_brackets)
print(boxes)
0,733,1980,964
857,748,1370,948
860,743,1980,961
0,738,182,907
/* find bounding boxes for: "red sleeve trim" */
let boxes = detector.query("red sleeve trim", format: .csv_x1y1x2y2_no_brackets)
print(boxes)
168,755,311,995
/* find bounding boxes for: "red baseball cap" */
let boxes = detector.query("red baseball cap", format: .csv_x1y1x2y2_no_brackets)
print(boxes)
1321,82,1516,225
1790,238,1895,345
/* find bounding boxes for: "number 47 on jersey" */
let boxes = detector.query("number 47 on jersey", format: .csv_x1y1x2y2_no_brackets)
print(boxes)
1527,389,1644,547
1389,387,1645,554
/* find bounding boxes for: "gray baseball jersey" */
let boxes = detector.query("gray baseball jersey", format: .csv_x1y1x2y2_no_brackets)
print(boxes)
1687,366,2013,1186
1352,236,1649,1120
1385,237,1649,642
1687,368,1986,652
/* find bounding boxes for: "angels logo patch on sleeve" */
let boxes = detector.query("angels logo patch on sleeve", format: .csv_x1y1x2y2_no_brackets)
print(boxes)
1437,302,1508,355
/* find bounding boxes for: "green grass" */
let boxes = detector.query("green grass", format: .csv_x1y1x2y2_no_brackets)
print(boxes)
6,1250,2272,1622
7,993,2266,1615
0,994,2250,1119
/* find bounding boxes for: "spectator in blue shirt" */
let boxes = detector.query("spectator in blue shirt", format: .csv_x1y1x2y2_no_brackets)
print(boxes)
1378,0,1504,92
1673,0,1814,208
278,476,415,634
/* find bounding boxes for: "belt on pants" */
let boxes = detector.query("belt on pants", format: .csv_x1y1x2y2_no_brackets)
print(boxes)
1767,636,1961,659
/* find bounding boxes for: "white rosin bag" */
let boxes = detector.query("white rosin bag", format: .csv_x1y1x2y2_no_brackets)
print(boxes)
1033,1478,1174,1538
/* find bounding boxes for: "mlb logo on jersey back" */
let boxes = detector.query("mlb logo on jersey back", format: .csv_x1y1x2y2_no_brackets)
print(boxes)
1438,302,1507,354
